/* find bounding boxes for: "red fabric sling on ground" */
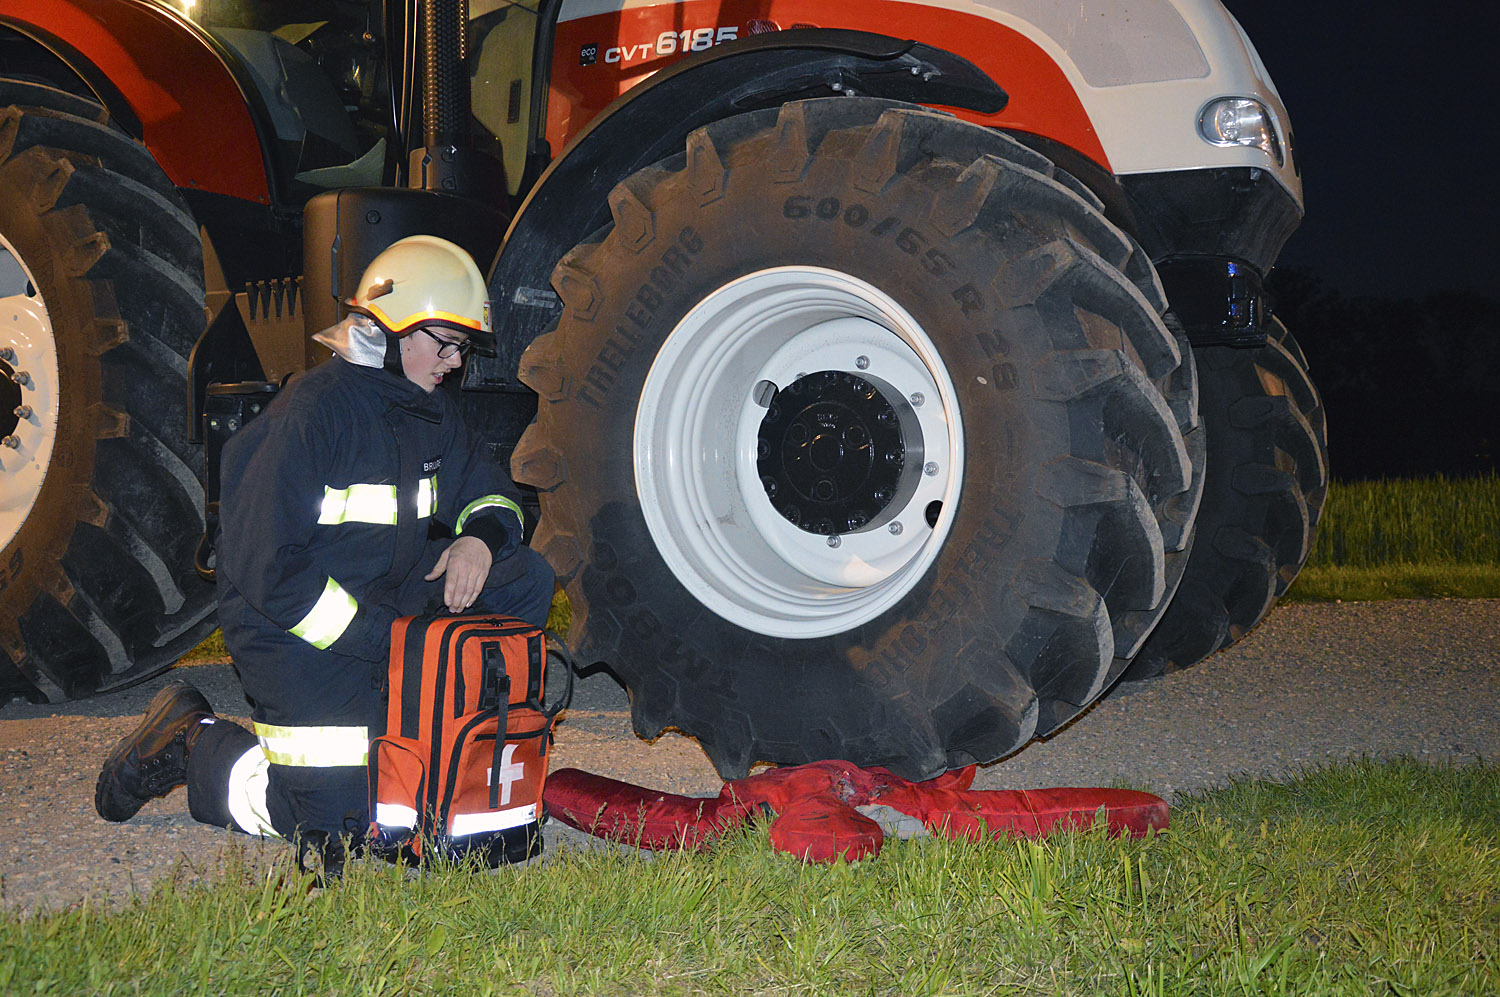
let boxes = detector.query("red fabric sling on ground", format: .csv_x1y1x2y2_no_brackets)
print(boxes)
545,759,1167,863
368,614,571,866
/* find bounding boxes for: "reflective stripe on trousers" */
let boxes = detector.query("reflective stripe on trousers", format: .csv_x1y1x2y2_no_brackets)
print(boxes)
226,745,279,838
253,722,370,768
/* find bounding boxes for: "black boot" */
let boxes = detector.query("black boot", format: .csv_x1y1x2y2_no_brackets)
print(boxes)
95,682,214,822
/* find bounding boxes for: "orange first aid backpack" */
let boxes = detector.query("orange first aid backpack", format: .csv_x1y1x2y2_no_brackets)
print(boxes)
368,614,572,866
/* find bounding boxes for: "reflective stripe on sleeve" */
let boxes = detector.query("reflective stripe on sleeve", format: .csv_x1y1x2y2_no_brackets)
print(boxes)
456,494,524,534
417,475,436,518
288,577,359,649
253,722,370,767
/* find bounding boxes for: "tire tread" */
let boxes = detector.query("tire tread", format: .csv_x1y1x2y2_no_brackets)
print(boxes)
1125,324,1326,679
1,85,214,700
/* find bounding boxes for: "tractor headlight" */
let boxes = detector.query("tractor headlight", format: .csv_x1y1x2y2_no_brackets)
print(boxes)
1198,97,1283,165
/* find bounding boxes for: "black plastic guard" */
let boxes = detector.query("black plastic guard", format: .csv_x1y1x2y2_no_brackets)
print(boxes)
1120,167,1303,347
1155,257,1270,349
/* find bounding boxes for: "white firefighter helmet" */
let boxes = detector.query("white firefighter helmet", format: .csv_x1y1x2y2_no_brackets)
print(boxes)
349,234,494,354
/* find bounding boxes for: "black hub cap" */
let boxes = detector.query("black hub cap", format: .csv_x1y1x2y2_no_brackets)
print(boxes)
1,360,20,439
756,370,906,535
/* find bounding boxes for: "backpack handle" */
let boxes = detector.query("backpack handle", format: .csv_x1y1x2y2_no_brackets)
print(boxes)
531,631,575,719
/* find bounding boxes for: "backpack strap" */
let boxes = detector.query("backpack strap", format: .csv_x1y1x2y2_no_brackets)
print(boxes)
480,640,512,810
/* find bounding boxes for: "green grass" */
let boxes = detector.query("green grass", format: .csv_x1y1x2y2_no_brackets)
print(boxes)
179,628,228,665
1309,475,1500,568
4,758,1496,995
1287,564,1500,602
1287,474,1500,601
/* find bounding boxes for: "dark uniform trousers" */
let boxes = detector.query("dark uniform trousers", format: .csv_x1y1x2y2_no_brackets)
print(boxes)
185,544,554,842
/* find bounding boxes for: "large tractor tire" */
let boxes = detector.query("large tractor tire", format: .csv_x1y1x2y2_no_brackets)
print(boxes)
1124,318,1327,679
0,82,217,702
513,99,1199,780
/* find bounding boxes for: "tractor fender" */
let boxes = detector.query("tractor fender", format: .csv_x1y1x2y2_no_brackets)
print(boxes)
0,1,273,205
483,29,1022,382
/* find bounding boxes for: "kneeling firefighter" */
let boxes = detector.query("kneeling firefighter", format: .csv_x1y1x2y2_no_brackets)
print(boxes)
95,235,555,863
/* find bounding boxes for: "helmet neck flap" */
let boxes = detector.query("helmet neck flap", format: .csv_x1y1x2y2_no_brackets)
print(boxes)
312,313,406,378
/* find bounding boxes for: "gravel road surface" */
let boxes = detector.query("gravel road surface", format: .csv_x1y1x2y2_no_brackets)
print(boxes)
3,599,1497,913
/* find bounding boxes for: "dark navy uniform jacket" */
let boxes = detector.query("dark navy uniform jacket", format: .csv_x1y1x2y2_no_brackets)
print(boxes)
215,356,525,836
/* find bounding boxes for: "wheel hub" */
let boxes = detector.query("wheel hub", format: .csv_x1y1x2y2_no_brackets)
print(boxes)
633,267,963,638
757,370,906,535
1,360,20,440
2,233,60,551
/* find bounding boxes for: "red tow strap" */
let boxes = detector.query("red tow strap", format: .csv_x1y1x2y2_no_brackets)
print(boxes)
544,759,1167,863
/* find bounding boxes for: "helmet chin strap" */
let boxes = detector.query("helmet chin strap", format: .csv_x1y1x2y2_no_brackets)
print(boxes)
383,330,406,377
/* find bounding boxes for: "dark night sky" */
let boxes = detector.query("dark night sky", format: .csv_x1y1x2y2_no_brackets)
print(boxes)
1222,1,1500,301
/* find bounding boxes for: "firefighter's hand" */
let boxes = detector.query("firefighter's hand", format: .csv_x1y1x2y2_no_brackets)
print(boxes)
426,536,492,613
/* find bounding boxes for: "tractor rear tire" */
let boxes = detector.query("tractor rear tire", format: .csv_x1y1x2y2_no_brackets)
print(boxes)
0,83,216,702
513,99,1198,780
1123,319,1327,679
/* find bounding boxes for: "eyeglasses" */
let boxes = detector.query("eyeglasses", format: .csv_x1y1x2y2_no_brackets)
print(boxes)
422,330,472,359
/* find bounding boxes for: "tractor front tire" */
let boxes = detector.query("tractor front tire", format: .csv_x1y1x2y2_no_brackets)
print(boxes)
514,99,1198,779
0,83,216,702
1124,319,1327,679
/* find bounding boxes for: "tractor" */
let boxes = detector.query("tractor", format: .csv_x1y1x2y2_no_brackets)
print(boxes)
0,0,1325,779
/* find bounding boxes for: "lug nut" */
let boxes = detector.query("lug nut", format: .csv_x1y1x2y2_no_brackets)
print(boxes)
909,392,925,407
855,355,870,370
2,435,20,449
924,461,939,476
12,370,30,387
0,347,15,362
826,535,841,548
888,521,903,535
14,405,32,420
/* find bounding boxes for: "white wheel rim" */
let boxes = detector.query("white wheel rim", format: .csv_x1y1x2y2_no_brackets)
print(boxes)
1,232,60,552
634,267,964,638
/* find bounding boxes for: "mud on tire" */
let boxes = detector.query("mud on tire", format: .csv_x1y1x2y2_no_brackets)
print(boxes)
0,82,216,702
1124,318,1327,679
513,99,1198,779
